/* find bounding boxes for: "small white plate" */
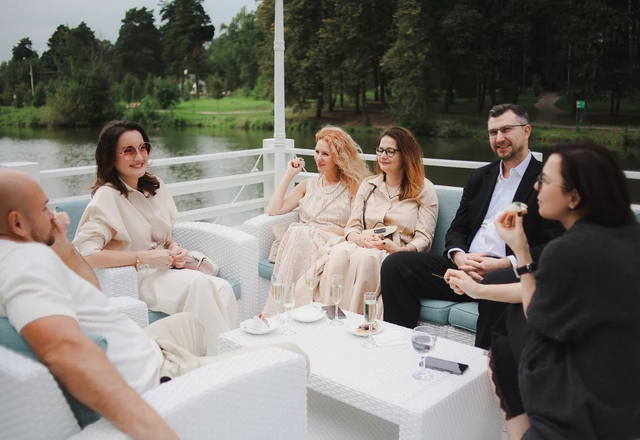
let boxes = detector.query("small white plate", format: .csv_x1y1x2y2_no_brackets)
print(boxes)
290,306,326,323
348,321,385,337
241,319,277,335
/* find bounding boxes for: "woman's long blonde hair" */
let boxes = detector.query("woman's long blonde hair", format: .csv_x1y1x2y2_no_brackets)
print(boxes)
315,125,370,195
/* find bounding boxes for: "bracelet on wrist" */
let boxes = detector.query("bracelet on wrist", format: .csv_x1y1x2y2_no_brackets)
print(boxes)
134,251,140,271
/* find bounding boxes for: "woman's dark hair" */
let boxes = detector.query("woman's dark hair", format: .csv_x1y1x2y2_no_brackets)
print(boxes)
553,142,632,227
91,120,159,197
375,126,425,200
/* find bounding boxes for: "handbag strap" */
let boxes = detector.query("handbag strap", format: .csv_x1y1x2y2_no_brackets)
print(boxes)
361,184,377,229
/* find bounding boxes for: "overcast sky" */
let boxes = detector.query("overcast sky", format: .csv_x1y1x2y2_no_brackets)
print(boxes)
0,0,258,63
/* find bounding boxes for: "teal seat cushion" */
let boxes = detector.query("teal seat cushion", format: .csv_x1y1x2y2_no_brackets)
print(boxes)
418,299,457,325
54,198,90,241
258,258,275,280
228,279,241,300
0,317,106,428
431,186,463,256
448,302,479,332
148,310,170,324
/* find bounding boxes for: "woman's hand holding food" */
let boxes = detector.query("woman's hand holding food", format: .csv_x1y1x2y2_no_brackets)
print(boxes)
494,203,529,254
138,249,179,269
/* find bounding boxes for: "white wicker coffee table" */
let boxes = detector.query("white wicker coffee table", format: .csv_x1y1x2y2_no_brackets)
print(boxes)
219,309,503,440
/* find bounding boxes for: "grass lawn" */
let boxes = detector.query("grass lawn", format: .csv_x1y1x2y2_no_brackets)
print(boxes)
554,96,640,126
173,96,273,113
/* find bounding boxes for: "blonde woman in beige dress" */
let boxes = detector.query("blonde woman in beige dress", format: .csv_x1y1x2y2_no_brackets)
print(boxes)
315,127,439,316
263,125,370,316
73,121,236,355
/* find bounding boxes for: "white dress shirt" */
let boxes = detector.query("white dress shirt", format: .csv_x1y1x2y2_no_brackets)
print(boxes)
449,152,532,267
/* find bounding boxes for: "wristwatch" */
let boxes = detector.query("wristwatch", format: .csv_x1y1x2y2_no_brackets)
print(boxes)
514,262,537,279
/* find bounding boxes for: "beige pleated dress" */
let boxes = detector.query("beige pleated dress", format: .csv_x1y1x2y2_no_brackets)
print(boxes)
263,176,352,316
315,174,438,317
73,177,237,355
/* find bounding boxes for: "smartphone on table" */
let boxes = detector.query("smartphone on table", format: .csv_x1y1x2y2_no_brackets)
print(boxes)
423,357,469,375
322,305,346,320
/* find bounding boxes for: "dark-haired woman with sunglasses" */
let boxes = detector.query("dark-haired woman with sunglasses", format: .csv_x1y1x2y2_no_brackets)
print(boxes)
312,126,438,315
73,120,236,355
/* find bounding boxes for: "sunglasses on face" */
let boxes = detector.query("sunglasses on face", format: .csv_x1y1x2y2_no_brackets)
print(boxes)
488,124,527,138
119,142,152,161
376,147,400,158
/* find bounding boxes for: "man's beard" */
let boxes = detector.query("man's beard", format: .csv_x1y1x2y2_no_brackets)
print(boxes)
30,221,55,246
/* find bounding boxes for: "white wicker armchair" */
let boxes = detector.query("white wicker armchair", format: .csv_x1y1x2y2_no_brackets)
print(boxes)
94,222,261,326
242,211,300,304
0,346,307,440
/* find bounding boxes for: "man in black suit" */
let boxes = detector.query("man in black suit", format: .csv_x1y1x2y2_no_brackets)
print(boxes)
380,104,563,348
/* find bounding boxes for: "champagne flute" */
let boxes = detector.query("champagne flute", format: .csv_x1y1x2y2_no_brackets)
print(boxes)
281,282,296,335
330,274,343,326
271,273,285,324
362,292,378,348
411,326,437,380
304,261,318,307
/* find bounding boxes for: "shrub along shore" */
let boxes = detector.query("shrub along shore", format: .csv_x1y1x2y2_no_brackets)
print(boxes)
1,98,639,147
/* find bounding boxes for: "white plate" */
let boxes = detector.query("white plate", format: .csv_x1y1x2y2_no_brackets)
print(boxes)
348,321,384,337
290,306,326,323
241,318,277,335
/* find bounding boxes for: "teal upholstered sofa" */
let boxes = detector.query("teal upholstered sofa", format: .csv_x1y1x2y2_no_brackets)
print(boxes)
242,186,640,335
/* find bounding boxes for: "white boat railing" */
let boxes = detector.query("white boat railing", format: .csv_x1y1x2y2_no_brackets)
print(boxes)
2,147,639,224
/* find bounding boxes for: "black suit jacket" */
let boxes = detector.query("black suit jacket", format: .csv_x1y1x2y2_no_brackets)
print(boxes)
444,156,564,262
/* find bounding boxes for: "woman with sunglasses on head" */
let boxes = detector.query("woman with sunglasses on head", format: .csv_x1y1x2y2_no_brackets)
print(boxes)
73,120,236,355
446,142,640,439
262,125,370,316
313,126,438,315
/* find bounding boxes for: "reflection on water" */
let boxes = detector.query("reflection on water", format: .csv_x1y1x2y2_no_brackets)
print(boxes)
1,126,639,225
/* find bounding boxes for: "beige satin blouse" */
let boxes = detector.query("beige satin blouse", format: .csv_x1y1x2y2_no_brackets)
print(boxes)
344,174,439,252
73,177,177,256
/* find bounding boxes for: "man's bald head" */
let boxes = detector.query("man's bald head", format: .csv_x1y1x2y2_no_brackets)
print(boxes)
0,170,53,243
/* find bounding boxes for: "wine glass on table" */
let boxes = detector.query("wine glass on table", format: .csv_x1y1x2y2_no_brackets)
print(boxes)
271,273,285,324
362,292,378,348
329,274,343,326
304,261,318,307
281,282,296,336
411,326,437,380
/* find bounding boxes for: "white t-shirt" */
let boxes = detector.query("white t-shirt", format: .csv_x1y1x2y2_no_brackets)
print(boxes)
0,240,162,394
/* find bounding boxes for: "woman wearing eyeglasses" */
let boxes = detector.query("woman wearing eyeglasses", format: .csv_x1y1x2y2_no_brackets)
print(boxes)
313,126,438,315
73,120,236,355
446,142,640,439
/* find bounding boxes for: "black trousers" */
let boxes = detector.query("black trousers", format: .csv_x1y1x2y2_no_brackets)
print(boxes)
380,252,517,349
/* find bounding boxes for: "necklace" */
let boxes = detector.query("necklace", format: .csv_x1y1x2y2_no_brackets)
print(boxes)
317,174,340,195
385,181,400,200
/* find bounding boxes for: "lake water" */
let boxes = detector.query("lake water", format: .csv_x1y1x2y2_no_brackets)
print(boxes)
1,126,638,224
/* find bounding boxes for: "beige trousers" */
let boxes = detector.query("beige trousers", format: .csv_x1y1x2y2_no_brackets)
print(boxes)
144,312,310,381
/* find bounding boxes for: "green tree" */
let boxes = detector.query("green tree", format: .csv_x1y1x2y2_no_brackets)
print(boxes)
208,7,264,93
12,38,38,61
114,7,164,80
161,0,215,99
382,0,433,132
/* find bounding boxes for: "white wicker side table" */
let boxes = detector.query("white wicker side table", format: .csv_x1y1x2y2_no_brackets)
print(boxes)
220,309,503,440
